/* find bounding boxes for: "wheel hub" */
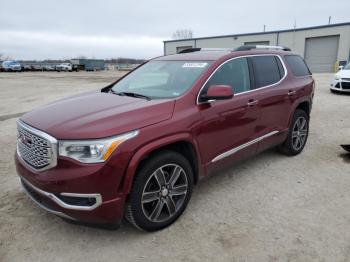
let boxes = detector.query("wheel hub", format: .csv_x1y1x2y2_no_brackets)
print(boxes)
161,187,169,197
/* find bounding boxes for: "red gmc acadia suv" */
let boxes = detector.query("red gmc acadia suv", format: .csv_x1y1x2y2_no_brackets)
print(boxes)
15,45,314,231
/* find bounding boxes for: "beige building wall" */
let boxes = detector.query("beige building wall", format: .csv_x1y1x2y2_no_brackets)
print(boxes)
164,24,350,63
164,40,196,55
278,25,350,61
195,33,278,49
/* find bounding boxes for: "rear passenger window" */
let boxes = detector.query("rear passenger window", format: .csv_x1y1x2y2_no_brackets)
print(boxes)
203,57,251,95
250,56,282,88
285,55,311,76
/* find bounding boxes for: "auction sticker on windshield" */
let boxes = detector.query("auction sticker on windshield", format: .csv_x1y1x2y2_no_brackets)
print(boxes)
182,63,208,68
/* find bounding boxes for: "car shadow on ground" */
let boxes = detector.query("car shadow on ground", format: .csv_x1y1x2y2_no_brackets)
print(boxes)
339,152,350,163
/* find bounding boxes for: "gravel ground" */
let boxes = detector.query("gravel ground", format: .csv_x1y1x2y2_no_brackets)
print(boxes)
0,72,349,262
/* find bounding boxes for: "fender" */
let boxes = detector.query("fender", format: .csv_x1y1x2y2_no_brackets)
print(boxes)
287,97,312,127
121,132,204,194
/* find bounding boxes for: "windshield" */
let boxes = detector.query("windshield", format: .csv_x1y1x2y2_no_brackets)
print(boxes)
344,63,350,70
111,60,211,99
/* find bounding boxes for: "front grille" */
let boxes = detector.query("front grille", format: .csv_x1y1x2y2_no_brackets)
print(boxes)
341,82,350,90
17,121,57,171
341,78,350,81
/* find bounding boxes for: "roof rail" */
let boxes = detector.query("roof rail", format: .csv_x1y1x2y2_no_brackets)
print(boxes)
235,45,291,51
178,47,233,54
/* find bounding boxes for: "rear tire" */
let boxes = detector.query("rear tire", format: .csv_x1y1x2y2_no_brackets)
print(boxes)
125,150,193,231
278,109,309,156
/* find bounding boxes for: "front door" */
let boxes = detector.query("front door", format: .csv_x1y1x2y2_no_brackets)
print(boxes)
195,57,261,173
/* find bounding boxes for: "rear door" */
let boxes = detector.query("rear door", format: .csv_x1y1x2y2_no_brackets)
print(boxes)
248,55,296,152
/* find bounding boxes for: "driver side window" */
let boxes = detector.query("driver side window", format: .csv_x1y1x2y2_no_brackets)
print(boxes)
202,57,251,95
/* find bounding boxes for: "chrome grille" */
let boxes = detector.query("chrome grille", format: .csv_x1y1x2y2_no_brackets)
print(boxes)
17,121,57,171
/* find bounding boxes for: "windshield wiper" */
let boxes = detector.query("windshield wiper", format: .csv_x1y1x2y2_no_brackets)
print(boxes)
110,90,151,100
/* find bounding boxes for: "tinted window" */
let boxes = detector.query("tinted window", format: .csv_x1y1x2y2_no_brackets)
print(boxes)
203,58,251,95
250,56,282,88
285,55,311,76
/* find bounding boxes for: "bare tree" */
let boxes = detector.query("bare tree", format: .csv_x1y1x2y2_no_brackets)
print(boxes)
172,29,193,40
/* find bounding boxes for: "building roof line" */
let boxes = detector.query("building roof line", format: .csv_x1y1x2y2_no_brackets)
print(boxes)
163,22,350,43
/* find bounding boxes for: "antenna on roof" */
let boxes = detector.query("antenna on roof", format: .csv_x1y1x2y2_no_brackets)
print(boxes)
178,48,201,54
178,47,233,54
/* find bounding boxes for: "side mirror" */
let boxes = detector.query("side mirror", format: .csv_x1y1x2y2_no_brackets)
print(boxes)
201,85,234,102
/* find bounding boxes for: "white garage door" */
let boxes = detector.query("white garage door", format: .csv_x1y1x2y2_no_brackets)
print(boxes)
304,35,339,73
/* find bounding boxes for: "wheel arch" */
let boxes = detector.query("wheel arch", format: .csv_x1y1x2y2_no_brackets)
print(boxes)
121,133,203,194
296,101,311,116
288,99,311,127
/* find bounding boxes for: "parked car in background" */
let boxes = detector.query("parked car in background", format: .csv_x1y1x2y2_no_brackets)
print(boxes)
331,62,350,93
15,45,314,231
31,65,43,71
56,63,73,72
22,65,32,71
2,61,22,72
43,65,55,71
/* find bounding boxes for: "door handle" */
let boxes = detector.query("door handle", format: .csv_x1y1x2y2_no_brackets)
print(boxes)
247,100,259,107
288,90,297,96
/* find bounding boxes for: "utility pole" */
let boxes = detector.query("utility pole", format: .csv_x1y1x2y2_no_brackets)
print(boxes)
292,19,297,50
328,16,332,24
263,25,266,32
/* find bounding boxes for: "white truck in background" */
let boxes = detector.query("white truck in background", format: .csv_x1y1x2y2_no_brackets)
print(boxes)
56,63,72,72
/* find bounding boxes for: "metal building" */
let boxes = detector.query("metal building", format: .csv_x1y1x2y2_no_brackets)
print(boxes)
163,22,350,73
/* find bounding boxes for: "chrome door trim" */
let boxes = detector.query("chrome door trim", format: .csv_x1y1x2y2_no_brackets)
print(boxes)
211,131,279,162
197,54,288,104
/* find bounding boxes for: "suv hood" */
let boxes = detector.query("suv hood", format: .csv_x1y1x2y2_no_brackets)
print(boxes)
21,92,175,139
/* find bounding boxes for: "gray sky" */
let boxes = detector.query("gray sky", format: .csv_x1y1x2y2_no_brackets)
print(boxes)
0,0,349,60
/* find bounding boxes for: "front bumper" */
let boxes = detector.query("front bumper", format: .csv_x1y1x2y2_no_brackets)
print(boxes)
330,79,350,93
15,155,127,224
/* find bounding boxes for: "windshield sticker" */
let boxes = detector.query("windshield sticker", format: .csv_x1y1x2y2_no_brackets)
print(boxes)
182,63,208,68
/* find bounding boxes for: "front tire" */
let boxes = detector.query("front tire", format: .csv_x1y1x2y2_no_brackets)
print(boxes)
278,109,309,156
125,150,193,231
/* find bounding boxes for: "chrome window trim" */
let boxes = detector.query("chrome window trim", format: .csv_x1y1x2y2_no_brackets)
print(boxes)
20,177,102,211
17,120,58,171
197,54,288,104
211,131,279,162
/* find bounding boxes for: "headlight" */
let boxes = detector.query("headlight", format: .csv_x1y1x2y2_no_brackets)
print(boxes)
334,77,340,81
58,130,139,163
